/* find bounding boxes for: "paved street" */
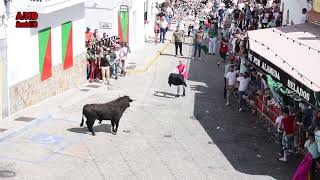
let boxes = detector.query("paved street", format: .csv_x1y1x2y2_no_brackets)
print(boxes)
0,38,299,180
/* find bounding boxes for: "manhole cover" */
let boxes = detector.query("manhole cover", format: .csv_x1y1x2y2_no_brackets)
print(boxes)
85,85,101,88
123,130,130,133
14,117,36,122
80,89,90,92
0,170,16,178
208,141,215,145
126,65,136,70
164,135,172,138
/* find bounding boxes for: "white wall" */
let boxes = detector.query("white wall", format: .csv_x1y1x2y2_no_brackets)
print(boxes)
0,0,6,40
282,0,312,25
6,3,85,87
85,0,118,36
85,8,118,36
129,0,146,50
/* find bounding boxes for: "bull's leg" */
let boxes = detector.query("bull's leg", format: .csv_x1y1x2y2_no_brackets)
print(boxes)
111,120,115,134
114,121,119,135
86,120,96,136
99,120,102,124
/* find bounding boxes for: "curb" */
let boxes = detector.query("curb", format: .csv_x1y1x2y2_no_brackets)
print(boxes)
0,115,52,143
127,42,171,75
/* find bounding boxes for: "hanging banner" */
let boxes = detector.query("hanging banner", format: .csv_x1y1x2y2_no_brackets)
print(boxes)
118,5,129,43
248,50,320,110
38,27,52,81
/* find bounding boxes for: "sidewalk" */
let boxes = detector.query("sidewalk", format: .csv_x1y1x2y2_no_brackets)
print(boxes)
0,35,172,141
126,32,173,74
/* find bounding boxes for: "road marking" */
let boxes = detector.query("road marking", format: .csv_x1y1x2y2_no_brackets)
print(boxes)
127,42,171,75
31,133,64,145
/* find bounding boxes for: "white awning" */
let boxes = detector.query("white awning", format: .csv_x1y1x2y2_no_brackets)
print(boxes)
248,24,320,92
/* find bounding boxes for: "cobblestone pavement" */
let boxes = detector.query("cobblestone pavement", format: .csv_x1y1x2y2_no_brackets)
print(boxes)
0,38,300,180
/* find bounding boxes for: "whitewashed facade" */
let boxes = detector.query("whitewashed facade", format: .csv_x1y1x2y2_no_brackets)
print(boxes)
1,0,87,118
281,0,313,25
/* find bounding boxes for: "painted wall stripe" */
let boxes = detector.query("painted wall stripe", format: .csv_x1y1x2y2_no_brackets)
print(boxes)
38,28,51,75
62,21,73,70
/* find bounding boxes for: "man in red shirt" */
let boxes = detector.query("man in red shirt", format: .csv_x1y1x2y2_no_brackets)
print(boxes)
85,27,93,47
279,110,295,162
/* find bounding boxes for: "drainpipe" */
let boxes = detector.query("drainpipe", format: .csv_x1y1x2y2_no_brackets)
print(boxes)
0,0,10,119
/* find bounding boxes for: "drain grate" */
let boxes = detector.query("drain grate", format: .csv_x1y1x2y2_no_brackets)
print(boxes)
85,85,101,88
14,117,36,122
0,170,16,178
126,65,136,70
80,89,90,92
0,128,7,132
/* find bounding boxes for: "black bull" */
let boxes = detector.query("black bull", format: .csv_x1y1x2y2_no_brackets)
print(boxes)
80,96,133,136
168,73,187,87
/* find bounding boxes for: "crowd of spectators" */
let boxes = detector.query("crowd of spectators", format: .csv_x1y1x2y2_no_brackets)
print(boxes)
85,27,130,85
179,0,320,178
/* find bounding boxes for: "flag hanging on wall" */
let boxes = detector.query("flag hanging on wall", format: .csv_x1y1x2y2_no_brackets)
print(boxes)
38,27,52,81
118,6,129,43
62,21,73,70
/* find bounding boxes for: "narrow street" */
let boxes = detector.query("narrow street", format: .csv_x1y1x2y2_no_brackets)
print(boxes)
0,38,299,180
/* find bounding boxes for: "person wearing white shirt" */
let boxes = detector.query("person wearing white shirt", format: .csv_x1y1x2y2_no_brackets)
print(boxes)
226,66,239,106
159,17,168,43
237,72,251,112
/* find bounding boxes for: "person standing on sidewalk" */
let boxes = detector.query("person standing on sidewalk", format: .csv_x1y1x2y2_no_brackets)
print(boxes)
192,27,205,60
172,26,184,57
176,59,188,97
159,17,169,43
208,24,217,55
119,43,129,77
154,16,160,44
100,51,111,85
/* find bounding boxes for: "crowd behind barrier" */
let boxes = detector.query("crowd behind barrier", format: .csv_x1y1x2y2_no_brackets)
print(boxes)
168,0,319,178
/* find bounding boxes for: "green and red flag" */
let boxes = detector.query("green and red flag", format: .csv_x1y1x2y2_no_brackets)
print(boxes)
38,27,52,81
61,21,73,70
118,8,129,43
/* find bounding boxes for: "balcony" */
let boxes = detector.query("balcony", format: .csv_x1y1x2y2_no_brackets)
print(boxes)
28,0,86,14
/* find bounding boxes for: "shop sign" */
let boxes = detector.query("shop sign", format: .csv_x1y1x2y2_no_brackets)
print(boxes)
248,50,320,110
100,22,112,29
15,12,38,28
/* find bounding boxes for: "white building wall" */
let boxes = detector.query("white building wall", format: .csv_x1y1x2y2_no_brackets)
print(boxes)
282,0,312,25
6,3,85,87
129,0,146,50
85,0,118,36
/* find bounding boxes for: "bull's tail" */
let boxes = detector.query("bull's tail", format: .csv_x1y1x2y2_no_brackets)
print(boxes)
80,110,84,127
